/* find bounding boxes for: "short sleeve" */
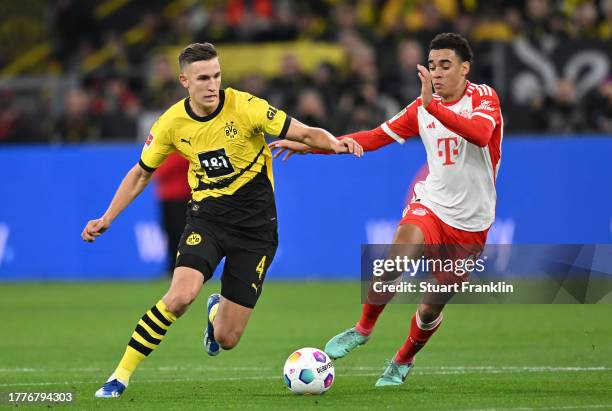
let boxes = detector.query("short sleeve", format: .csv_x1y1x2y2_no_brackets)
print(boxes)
246,94,291,139
139,119,174,172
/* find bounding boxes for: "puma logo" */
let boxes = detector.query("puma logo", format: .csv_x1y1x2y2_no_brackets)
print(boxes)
251,283,260,293
180,137,191,146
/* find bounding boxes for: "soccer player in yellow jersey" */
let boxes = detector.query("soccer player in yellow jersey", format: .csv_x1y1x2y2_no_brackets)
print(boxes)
81,42,362,398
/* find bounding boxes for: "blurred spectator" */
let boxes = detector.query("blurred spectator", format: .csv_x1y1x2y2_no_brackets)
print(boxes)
54,88,98,143
383,39,424,104
534,79,586,133
523,0,568,49
600,2,612,39
352,82,395,130
228,0,274,41
255,1,299,41
97,78,141,139
0,89,32,143
154,153,191,274
311,62,341,112
3,0,612,139
269,53,309,112
51,0,101,65
568,1,600,39
145,55,184,110
319,2,375,43
196,6,237,43
345,43,379,89
584,78,612,132
240,73,270,100
411,3,454,50
471,6,515,42
294,89,327,128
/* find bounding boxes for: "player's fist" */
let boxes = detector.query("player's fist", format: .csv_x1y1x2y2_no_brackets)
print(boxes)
333,138,364,157
81,217,110,242
269,140,311,161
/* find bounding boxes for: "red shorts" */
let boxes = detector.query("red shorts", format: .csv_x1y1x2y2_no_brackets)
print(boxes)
400,202,488,246
399,202,489,285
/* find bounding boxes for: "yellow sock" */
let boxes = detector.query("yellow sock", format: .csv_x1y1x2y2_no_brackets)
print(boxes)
209,301,219,324
113,300,177,383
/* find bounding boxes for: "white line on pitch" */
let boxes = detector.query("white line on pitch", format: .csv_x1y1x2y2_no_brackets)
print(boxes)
0,366,611,387
466,404,612,411
1,365,610,373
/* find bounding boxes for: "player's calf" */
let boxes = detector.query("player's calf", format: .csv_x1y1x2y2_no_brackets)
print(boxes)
214,327,243,350
213,311,249,349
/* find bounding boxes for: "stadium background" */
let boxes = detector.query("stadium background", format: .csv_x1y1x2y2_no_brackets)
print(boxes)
1,0,611,279
2,1,612,409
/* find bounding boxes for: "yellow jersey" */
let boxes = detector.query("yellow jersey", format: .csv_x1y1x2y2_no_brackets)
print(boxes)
140,88,291,229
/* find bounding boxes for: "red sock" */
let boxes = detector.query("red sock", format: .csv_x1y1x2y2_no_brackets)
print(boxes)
394,311,443,364
355,304,386,336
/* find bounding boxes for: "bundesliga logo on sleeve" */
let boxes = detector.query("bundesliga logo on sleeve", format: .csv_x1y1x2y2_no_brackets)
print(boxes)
144,133,154,150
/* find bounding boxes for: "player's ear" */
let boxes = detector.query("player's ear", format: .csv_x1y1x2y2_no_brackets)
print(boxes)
178,72,188,89
462,61,470,77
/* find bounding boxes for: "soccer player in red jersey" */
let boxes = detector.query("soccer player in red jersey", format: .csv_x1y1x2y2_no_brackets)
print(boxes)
270,33,503,386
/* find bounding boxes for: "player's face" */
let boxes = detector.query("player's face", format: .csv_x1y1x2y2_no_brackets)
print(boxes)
427,49,470,99
179,57,222,113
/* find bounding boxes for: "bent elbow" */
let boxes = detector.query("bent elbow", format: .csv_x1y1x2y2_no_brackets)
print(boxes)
133,164,153,185
473,127,494,147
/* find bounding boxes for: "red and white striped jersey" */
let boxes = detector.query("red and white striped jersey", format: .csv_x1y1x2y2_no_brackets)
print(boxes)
341,81,503,231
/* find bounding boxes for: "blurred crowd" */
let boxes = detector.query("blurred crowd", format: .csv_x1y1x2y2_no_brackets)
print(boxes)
1,0,612,144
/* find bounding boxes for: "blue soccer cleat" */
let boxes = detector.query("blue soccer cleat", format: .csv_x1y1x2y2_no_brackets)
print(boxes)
204,293,221,356
324,327,369,359
374,360,413,387
94,378,127,398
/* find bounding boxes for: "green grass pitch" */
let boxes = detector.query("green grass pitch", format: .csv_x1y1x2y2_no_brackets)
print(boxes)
2,281,612,410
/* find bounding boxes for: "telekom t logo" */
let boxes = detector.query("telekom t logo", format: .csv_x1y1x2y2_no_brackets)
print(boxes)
437,137,459,165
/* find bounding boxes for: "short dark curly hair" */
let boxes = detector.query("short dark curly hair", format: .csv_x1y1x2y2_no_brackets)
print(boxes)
429,33,473,63
179,43,218,69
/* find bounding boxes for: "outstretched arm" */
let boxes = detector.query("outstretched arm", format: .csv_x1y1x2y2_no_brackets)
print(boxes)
270,126,400,160
81,163,153,242
270,103,418,160
283,117,363,156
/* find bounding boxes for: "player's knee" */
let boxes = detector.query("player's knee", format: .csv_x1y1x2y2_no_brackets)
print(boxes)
215,328,242,350
418,304,443,323
164,291,198,317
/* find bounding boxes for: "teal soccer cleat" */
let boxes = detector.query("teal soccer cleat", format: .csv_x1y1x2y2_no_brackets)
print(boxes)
324,327,369,359
375,360,413,387
204,293,221,356
94,378,126,398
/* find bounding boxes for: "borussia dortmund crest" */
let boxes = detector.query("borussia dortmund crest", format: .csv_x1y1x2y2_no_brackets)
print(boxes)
186,232,202,245
224,121,238,138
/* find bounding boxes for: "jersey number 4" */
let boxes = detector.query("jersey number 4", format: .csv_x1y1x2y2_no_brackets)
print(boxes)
197,148,235,178
256,255,267,280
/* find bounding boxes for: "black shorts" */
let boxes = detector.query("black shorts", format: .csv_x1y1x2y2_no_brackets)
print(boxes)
175,219,278,309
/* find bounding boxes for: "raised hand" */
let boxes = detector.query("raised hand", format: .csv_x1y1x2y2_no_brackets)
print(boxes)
417,64,433,108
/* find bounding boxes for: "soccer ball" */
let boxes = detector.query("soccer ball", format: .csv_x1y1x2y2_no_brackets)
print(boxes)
283,347,335,395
